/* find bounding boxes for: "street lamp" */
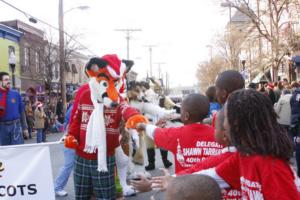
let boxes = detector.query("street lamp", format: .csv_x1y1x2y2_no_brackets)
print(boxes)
8,49,16,89
241,60,246,71
221,1,234,24
64,6,89,15
58,0,89,114
239,52,247,71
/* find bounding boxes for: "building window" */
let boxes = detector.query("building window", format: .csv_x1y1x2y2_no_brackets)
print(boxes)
8,46,15,72
65,62,71,72
55,64,59,79
71,64,78,74
35,51,40,73
8,46,15,55
23,47,30,72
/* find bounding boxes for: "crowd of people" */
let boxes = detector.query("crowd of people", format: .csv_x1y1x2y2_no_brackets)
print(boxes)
1,54,300,200
23,96,70,143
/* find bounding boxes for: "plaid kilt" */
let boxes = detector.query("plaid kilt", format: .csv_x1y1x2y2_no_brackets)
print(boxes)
74,155,116,200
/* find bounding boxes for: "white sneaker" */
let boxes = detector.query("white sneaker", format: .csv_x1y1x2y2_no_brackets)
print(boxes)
122,185,136,197
56,190,68,197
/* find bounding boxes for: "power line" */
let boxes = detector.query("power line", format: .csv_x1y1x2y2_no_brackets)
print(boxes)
0,0,96,56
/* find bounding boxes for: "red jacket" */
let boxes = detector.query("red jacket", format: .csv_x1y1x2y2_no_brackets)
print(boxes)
154,123,223,173
216,152,300,200
68,85,139,160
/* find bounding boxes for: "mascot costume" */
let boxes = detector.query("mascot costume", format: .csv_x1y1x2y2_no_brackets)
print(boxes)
65,54,147,199
127,80,175,167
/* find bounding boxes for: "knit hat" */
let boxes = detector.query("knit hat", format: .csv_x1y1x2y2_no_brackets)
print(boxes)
267,83,274,90
101,54,126,79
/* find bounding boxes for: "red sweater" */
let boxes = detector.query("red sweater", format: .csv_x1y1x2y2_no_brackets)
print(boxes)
68,86,139,160
154,123,223,173
69,83,89,125
216,152,300,200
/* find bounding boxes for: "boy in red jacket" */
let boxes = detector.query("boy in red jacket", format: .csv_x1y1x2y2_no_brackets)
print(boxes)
138,93,223,173
65,55,147,199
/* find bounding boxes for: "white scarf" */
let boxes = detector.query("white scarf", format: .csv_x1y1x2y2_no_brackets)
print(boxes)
85,78,107,172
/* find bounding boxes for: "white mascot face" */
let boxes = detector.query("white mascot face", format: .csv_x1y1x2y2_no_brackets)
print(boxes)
89,74,120,108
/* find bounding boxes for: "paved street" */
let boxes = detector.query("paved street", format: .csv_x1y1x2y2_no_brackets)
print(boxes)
25,132,174,200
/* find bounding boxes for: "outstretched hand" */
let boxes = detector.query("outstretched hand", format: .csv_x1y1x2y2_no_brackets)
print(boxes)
131,174,152,193
151,168,173,191
155,118,167,128
64,135,78,149
136,123,147,131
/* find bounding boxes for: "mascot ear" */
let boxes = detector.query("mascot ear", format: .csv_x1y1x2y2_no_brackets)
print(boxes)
122,59,134,73
85,57,108,77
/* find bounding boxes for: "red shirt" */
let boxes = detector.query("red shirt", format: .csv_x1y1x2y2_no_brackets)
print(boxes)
177,150,233,176
216,152,300,200
68,86,139,160
177,148,241,200
154,123,222,173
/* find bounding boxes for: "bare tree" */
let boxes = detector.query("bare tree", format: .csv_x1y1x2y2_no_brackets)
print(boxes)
215,28,247,70
41,31,85,96
42,31,59,96
196,56,227,92
223,0,299,81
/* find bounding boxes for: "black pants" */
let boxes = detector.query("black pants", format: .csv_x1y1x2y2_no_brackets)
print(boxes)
295,143,300,177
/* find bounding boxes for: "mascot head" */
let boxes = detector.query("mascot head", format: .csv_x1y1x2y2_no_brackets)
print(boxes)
85,54,134,108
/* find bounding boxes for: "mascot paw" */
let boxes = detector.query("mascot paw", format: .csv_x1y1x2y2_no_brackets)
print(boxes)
125,115,148,129
64,135,78,149
123,185,136,197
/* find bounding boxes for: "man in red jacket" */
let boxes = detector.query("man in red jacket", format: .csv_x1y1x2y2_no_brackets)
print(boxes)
65,55,147,200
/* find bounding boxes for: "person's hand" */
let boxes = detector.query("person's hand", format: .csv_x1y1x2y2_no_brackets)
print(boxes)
136,123,147,131
155,118,167,128
296,136,300,144
151,168,173,191
64,135,78,149
130,174,152,193
59,135,66,143
23,129,29,138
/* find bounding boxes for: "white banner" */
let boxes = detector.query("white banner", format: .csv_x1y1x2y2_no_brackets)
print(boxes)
0,144,55,200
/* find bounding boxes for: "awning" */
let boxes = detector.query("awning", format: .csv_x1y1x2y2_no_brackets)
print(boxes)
72,64,78,74
65,62,71,72
251,67,271,83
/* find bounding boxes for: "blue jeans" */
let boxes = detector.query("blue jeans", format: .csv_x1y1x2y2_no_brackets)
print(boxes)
54,145,75,192
36,129,44,143
28,127,32,139
0,121,24,145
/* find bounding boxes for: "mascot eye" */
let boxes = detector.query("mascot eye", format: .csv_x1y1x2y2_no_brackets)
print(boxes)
101,81,108,88
114,81,119,87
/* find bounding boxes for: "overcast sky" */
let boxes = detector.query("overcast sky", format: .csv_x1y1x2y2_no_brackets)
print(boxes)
0,0,228,87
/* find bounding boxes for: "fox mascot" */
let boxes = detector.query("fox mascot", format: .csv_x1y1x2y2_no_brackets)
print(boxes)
65,54,147,199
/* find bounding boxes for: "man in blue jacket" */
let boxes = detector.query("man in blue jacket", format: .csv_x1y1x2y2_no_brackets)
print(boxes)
290,55,300,177
0,72,28,145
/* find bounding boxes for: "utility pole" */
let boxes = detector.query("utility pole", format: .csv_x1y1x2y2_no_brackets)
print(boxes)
59,0,67,114
165,72,170,95
143,45,157,77
115,28,142,59
221,2,233,69
154,62,166,79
